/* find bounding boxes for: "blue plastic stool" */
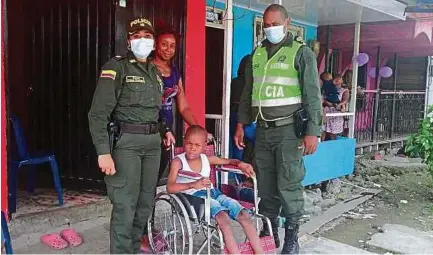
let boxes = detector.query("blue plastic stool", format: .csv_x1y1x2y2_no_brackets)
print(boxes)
9,115,64,214
1,211,13,254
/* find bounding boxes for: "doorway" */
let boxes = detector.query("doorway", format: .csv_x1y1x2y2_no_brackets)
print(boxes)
205,26,225,151
5,0,187,190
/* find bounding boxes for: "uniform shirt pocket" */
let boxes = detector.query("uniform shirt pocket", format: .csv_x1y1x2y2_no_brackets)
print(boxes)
119,82,158,107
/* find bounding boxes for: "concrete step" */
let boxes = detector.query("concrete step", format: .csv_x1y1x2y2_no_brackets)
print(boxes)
367,224,433,254
274,228,374,254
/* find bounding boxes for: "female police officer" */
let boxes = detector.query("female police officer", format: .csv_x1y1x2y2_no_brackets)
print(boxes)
88,17,175,254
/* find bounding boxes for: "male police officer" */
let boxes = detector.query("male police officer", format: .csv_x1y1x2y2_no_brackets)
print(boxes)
88,18,175,254
234,4,322,254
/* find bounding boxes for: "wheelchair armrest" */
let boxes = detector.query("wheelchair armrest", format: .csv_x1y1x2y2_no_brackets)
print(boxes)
217,165,257,190
217,165,244,175
217,165,259,213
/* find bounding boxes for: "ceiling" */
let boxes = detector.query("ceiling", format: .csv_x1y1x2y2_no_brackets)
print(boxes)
226,0,407,25
317,18,433,58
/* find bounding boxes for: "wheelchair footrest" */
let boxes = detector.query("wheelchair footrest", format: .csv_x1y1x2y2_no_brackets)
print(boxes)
222,235,276,254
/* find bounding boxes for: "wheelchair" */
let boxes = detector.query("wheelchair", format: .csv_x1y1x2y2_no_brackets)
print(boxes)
147,143,276,254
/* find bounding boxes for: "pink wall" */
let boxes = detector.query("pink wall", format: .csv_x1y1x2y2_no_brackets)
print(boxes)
319,49,390,132
317,19,433,59
318,18,432,137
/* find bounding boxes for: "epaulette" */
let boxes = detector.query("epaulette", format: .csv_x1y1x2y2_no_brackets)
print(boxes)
112,55,125,61
294,36,306,45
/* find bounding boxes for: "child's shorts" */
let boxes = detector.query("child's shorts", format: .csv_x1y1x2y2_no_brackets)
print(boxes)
192,189,246,220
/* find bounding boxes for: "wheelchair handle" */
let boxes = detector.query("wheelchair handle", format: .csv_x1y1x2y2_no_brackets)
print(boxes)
170,143,175,160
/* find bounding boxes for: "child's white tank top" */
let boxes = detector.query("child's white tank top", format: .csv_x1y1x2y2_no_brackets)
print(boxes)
175,153,212,195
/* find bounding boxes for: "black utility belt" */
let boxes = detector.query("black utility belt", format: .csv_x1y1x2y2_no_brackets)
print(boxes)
257,108,309,138
120,122,160,134
257,118,293,128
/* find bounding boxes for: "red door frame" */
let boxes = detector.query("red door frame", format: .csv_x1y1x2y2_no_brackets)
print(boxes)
1,0,8,214
185,0,206,127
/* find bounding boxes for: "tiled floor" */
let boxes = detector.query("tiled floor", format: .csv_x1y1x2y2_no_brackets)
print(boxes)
15,189,105,217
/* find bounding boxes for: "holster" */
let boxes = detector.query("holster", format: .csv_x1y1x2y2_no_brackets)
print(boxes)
293,108,309,138
107,121,122,154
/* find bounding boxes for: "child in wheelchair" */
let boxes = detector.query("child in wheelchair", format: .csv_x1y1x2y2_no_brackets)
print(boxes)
166,125,264,254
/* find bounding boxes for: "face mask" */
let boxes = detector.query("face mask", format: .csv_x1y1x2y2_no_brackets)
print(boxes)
130,38,154,59
264,25,285,44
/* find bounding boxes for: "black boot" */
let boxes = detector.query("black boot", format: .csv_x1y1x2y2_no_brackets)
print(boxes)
259,218,280,248
281,223,300,254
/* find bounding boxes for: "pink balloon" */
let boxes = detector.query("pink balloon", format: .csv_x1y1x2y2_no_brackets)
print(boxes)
356,53,369,66
379,66,393,78
368,67,377,78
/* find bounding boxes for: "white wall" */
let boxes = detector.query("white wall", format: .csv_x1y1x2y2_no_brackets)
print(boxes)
426,56,433,111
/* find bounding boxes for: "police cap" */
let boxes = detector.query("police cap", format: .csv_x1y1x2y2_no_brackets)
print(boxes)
127,17,155,36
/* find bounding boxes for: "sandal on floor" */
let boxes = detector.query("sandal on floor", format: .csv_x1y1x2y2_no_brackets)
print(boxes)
60,228,83,247
40,233,68,250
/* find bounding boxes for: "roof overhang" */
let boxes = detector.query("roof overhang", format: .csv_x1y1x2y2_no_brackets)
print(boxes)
316,0,407,25
219,0,407,26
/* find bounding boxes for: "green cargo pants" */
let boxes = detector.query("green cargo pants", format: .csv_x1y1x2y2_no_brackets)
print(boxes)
105,132,161,254
255,124,305,226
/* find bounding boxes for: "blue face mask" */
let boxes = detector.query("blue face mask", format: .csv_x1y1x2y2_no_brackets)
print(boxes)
263,25,285,44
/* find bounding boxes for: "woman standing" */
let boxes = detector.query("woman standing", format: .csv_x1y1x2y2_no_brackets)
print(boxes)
323,75,350,140
153,30,199,179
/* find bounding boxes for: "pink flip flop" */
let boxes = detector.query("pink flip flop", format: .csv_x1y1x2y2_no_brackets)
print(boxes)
40,233,68,250
60,228,83,247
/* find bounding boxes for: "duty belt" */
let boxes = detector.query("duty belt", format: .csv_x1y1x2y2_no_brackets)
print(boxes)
120,122,160,134
257,117,293,128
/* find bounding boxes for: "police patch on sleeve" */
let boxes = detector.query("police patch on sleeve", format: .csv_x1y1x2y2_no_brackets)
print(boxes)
100,70,117,80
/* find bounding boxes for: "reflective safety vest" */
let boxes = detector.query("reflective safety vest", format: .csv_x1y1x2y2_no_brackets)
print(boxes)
252,42,303,108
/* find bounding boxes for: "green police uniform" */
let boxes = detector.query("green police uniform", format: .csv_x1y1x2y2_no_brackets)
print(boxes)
238,33,322,226
88,50,163,254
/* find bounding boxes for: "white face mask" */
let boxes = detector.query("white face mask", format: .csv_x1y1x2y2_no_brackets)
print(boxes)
263,25,286,44
130,38,154,59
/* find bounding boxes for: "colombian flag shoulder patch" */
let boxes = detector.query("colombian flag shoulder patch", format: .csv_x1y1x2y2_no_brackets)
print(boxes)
100,70,117,80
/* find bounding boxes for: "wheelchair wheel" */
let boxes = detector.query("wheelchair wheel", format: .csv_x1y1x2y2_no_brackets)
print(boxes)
148,192,193,254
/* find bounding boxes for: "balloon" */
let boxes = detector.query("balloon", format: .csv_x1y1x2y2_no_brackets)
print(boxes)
356,53,369,66
379,66,393,78
368,67,377,78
